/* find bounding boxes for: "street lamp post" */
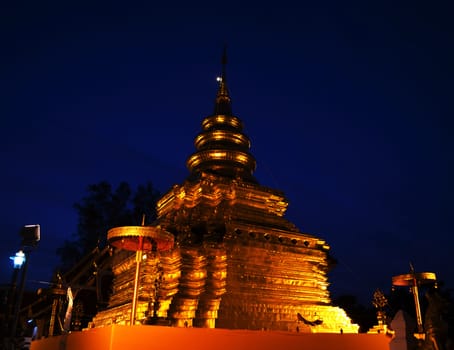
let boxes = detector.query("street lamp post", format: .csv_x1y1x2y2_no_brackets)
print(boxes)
4,251,26,339
10,250,29,339
10,224,40,340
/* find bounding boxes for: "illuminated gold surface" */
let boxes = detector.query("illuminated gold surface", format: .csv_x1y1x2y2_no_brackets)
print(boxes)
108,226,174,252
91,63,358,333
150,169,358,331
194,130,250,148
186,112,256,179
92,249,182,326
202,115,243,130
391,272,437,286
186,150,256,174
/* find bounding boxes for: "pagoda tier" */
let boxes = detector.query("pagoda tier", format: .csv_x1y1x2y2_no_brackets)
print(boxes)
91,248,182,327
154,171,358,332
186,115,257,182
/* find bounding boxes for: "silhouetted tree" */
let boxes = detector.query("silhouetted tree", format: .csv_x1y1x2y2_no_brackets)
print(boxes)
56,181,161,273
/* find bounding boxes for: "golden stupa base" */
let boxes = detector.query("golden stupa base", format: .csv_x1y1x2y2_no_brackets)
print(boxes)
30,325,390,350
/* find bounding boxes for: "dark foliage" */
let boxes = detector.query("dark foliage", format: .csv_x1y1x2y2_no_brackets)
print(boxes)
55,181,160,273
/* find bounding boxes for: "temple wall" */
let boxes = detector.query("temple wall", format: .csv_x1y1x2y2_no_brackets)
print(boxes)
30,325,390,350
215,234,357,332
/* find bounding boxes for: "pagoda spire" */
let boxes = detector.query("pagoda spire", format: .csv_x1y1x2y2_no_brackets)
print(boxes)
186,50,257,181
213,47,232,116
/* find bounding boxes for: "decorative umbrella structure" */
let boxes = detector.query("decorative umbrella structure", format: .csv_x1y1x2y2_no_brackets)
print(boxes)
107,225,174,325
392,265,437,334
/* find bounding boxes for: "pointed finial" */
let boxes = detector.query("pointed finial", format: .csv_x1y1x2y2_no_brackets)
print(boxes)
214,46,232,115
221,45,227,78
216,45,228,87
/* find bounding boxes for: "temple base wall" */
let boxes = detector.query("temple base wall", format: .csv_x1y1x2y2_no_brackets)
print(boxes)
30,325,390,350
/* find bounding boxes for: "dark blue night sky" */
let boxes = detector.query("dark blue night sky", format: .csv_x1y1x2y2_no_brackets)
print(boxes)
2,1,453,304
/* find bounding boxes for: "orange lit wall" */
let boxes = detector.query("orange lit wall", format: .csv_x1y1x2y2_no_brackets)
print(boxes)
30,325,390,350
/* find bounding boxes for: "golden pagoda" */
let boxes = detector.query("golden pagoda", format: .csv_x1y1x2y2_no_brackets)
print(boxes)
92,52,358,333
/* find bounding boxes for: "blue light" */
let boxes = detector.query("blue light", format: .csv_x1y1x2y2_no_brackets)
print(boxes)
10,250,26,269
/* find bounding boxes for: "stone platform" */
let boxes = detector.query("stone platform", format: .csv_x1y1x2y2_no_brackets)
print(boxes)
30,325,390,350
